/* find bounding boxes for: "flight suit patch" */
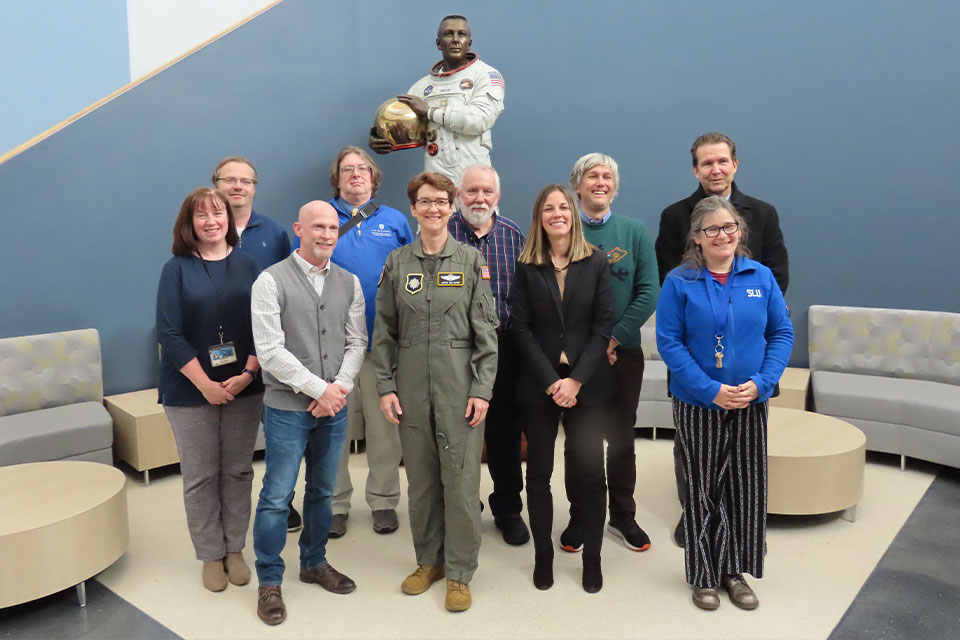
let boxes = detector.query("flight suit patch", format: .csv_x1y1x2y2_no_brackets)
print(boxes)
437,272,465,286
459,78,473,90
480,265,491,280
405,273,424,294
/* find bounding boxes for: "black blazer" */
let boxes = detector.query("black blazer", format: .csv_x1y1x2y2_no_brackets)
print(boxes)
509,249,615,406
655,182,790,292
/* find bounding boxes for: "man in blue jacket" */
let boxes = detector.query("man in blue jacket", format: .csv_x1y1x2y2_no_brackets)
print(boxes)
322,147,414,538
213,157,291,271
213,156,299,531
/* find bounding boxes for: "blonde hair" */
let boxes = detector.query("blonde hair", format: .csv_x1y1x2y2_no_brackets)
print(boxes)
518,185,596,266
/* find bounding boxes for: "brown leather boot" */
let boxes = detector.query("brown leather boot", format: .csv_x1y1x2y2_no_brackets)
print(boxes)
257,586,286,625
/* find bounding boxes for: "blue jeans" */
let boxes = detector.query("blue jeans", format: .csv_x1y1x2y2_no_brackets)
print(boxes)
253,405,347,586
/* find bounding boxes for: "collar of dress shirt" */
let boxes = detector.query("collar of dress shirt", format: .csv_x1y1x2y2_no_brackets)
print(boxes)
580,209,612,226
293,248,330,275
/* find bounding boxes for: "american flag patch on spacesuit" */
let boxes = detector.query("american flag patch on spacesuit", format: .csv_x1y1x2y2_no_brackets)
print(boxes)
488,71,504,88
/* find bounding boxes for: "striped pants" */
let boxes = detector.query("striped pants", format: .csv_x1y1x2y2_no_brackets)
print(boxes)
673,398,767,588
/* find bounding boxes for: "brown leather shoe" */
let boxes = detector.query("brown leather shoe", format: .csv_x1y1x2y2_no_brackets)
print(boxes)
401,564,445,595
257,586,286,625
299,564,357,594
445,579,471,612
722,574,759,610
692,586,721,610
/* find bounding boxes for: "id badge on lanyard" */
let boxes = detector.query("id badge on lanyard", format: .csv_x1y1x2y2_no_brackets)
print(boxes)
209,337,237,367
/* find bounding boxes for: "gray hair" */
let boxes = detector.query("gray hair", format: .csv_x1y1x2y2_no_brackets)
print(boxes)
680,196,751,271
569,153,619,194
458,164,500,191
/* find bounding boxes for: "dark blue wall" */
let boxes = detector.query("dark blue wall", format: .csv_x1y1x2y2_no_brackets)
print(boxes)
1,0,957,394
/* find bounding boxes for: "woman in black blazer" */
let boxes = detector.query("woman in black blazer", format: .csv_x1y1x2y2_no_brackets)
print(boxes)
509,184,614,593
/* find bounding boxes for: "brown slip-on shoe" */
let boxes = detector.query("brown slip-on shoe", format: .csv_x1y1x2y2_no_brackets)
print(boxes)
401,564,445,595
299,563,357,594
257,586,286,625
202,560,228,592
692,586,721,610
722,574,759,610
445,579,471,612
224,552,250,586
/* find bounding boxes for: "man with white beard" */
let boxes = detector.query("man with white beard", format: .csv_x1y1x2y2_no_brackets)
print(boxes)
448,164,529,546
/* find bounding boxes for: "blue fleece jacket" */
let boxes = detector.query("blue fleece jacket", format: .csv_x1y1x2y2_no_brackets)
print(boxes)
324,199,414,345
656,256,793,409
236,211,291,270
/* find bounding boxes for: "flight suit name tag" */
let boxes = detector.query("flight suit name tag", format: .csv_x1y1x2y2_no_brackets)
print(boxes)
208,342,238,367
437,272,464,286
405,273,424,294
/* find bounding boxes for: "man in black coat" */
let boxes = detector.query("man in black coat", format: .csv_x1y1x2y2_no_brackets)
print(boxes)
655,132,790,547
655,132,789,292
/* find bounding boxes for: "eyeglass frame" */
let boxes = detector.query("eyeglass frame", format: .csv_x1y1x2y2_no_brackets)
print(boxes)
215,177,258,186
415,197,451,209
339,164,372,176
699,222,740,238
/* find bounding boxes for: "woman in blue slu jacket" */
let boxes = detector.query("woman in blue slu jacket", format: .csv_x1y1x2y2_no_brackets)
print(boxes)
656,195,793,612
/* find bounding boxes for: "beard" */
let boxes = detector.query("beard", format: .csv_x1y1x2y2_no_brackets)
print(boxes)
457,197,497,228
310,245,333,262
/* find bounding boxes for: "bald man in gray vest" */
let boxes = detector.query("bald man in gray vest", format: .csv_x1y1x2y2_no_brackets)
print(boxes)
251,201,367,625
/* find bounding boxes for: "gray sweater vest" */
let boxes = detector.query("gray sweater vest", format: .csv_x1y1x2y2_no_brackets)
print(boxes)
262,254,355,411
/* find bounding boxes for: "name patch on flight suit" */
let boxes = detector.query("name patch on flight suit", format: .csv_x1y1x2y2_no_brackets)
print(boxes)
405,273,424,294
437,272,465,286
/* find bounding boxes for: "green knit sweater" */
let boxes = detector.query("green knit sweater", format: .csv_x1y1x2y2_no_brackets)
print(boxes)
582,213,659,349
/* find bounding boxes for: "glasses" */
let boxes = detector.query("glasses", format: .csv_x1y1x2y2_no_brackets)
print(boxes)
416,197,451,209
340,164,372,176
216,177,257,186
700,222,739,238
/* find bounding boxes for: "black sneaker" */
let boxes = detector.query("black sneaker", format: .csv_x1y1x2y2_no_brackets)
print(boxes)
607,519,651,551
674,516,685,548
287,504,303,533
494,514,530,546
559,522,583,553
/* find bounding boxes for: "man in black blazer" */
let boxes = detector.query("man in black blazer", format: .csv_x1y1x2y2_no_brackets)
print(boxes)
655,132,790,547
655,132,789,293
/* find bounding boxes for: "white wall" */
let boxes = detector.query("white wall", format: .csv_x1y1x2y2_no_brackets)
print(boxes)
126,0,274,80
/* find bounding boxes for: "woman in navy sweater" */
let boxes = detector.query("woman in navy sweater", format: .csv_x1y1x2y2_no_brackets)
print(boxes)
156,188,264,592
656,196,793,611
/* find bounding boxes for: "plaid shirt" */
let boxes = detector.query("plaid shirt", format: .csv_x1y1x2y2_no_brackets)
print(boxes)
448,211,525,333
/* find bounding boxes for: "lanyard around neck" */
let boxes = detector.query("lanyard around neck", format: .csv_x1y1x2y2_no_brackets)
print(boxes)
704,263,736,338
199,255,230,344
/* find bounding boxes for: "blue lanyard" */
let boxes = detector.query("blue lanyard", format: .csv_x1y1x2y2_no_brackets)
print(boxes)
703,263,735,368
